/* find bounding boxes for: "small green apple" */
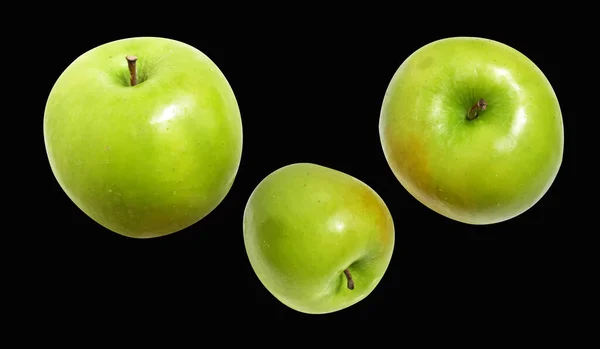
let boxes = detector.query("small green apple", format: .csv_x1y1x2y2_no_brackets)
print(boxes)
379,37,563,225
243,163,395,314
44,37,243,238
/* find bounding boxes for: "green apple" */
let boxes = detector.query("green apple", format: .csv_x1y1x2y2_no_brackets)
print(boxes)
44,37,243,238
243,163,395,314
379,37,563,225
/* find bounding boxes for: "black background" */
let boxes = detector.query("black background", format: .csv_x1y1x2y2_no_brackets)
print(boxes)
31,11,577,331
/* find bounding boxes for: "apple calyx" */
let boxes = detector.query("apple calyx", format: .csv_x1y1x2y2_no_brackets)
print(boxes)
126,55,138,86
343,269,355,290
467,98,487,120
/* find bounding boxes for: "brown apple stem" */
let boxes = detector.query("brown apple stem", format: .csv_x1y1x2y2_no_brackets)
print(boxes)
467,98,487,120
126,55,138,86
343,269,355,290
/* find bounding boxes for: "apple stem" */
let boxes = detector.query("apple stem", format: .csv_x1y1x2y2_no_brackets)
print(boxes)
343,269,355,290
126,55,138,86
467,98,487,120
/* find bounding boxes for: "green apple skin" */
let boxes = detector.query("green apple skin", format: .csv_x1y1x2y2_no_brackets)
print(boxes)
379,37,563,225
243,163,395,314
44,37,243,238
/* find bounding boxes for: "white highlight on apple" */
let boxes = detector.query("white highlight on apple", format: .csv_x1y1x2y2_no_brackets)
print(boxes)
151,104,178,124
492,67,528,152
150,95,196,130
328,215,346,234
493,67,522,94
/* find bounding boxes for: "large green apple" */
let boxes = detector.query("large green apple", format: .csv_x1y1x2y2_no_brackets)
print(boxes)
379,37,563,225
243,163,395,314
44,37,243,238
